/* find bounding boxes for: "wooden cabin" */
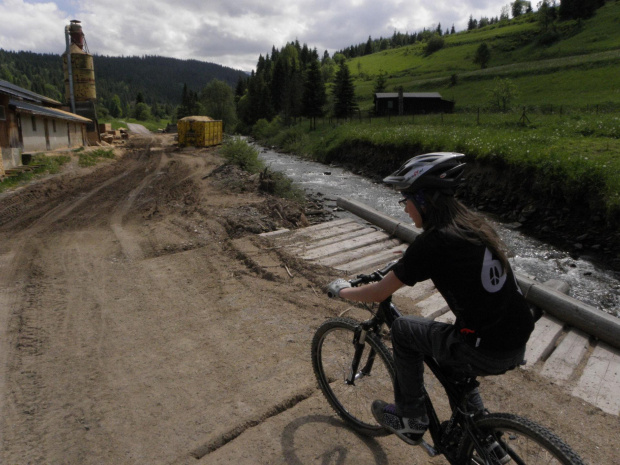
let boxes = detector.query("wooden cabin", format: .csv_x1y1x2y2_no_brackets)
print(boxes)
374,91,455,116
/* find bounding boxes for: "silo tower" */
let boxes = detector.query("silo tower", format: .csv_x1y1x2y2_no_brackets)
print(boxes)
62,20,99,143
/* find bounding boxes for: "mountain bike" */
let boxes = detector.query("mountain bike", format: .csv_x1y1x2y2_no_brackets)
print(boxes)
311,262,586,464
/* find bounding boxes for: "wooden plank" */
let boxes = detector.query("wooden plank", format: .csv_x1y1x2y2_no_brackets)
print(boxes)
291,227,379,253
260,228,290,237
540,329,590,384
394,280,437,306
519,275,620,351
332,244,406,273
572,342,620,415
301,231,390,260
523,314,564,368
284,218,356,239
289,221,367,244
314,238,403,267
414,292,449,320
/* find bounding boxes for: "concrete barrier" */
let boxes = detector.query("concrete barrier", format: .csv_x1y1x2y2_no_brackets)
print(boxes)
337,197,620,350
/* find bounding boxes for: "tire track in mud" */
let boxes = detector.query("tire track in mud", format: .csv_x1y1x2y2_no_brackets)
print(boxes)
110,148,168,261
0,144,157,461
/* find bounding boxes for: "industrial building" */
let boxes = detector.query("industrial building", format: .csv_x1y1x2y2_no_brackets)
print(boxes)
0,79,91,177
62,20,99,145
1,19,99,178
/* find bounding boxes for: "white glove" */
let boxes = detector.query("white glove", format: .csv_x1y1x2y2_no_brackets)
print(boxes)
326,279,351,298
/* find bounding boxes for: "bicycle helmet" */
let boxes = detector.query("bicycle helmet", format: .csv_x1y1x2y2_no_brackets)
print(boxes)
383,152,466,194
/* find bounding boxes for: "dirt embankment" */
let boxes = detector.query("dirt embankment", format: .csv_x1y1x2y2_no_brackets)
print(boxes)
322,140,620,272
0,134,617,465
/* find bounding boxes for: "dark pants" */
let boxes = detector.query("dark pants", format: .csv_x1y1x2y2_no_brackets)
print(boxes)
391,316,526,418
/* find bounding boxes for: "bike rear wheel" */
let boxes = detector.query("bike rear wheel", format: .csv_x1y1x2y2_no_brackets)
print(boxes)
459,413,585,464
311,317,395,437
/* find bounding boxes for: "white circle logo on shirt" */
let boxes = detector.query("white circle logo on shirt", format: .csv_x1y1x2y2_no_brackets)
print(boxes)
481,248,506,293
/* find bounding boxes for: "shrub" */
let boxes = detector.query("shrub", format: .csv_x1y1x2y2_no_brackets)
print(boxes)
78,149,115,167
259,169,305,203
252,117,283,141
537,29,561,46
220,136,264,173
424,36,445,56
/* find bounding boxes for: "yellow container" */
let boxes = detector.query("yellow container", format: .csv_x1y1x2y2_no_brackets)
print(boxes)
177,116,223,147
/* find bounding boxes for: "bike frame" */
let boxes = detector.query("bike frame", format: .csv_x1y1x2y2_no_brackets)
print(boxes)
346,295,498,463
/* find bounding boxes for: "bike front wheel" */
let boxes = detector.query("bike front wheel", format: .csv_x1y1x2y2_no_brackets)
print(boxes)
311,317,396,437
459,413,586,464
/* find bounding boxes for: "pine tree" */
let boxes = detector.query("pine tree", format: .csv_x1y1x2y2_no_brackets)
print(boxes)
110,94,123,118
302,59,327,129
373,70,388,94
332,62,357,119
364,36,373,55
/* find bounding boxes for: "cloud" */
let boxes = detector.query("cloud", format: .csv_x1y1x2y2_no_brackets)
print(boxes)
0,0,513,71
0,0,70,52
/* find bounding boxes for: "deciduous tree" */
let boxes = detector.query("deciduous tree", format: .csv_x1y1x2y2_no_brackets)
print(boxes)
488,77,518,112
200,79,238,131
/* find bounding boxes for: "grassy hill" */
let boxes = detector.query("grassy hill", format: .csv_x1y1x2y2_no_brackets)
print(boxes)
347,1,620,111
250,3,620,266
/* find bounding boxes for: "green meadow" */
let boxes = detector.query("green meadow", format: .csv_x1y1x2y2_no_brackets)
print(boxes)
349,2,620,111
254,2,620,220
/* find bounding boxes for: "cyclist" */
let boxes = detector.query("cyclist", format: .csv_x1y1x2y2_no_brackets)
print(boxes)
327,153,535,446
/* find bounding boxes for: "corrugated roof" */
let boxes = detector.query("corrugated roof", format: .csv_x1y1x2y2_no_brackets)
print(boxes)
375,92,443,99
0,79,62,106
10,99,91,123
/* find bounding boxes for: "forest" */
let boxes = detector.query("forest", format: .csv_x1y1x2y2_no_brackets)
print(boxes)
0,0,610,128
0,50,247,120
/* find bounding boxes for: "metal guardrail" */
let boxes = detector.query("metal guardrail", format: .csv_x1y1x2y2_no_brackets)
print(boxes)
337,197,620,350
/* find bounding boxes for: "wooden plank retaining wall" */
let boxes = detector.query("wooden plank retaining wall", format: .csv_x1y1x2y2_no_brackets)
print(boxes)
261,203,620,416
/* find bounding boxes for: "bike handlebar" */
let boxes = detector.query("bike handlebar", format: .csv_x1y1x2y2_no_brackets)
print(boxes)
348,260,399,287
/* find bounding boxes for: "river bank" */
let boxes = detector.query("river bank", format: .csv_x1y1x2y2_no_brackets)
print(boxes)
330,146,620,273
249,114,620,273
266,136,619,274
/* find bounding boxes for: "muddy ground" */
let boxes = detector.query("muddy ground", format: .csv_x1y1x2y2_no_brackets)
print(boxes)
0,134,617,465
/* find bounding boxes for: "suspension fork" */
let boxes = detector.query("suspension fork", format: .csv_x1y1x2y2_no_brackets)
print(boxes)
344,297,399,385
345,324,377,384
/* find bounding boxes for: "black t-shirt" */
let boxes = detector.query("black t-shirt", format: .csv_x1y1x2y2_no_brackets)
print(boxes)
392,228,534,351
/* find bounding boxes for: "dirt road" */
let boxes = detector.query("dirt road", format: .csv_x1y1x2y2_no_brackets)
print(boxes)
0,134,617,465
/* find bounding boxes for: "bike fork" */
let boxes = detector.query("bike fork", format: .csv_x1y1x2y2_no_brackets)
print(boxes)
346,327,376,384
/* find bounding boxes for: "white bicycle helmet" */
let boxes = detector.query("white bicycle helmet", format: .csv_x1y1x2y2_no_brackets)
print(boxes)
383,152,466,194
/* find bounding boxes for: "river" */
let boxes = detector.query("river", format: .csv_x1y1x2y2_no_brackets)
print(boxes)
256,144,619,316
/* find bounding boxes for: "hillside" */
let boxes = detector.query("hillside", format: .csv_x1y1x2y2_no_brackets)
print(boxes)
347,1,620,111
0,50,247,115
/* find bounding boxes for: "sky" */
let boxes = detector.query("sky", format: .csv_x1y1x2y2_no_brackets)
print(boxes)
0,0,515,72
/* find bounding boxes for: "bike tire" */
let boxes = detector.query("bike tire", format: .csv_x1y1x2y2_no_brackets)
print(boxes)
458,412,586,465
311,317,396,437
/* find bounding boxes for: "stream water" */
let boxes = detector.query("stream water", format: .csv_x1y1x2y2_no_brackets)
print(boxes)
256,144,619,316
